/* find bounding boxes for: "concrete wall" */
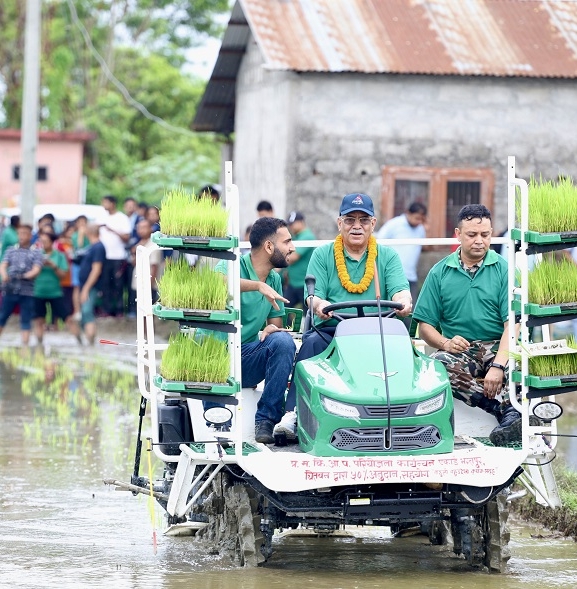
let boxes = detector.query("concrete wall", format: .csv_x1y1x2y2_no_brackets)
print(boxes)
0,136,86,207
286,73,577,239
233,36,297,232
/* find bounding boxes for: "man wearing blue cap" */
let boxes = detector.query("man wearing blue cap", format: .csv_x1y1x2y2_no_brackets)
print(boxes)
274,193,412,439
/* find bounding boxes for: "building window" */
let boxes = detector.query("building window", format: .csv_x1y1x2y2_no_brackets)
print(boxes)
380,166,494,237
12,165,48,182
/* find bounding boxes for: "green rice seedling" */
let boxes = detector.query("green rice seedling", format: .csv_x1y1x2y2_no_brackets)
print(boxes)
528,257,577,305
157,258,228,310
527,336,577,377
517,176,577,233
160,186,228,237
160,332,230,383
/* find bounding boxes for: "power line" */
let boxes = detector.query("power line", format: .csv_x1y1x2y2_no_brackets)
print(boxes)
65,0,196,137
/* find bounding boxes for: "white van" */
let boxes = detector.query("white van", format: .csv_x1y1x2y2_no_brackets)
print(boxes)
0,204,105,234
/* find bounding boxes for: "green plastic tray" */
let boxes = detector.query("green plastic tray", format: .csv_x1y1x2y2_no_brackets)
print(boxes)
152,232,238,249
152,304,238,322
511,298,577,317
512,370,577,389
188,442,260,456
154,374,240,395
510,228,577,245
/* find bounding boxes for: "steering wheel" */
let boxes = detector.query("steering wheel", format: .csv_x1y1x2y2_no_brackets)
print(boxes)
321,299,404,322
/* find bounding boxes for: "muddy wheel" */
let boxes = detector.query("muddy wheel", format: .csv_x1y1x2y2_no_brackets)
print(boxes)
482,493,511,573
194,471,266,567
449,492,511,573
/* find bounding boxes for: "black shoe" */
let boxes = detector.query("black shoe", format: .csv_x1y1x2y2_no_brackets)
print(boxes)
255,420,275,444
489,407,538,446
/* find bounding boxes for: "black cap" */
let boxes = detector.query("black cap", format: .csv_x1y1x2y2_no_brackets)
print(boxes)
287,211,305,224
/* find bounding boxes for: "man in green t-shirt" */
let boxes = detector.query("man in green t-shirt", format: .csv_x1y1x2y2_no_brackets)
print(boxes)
412,204,527,446
208,217,297,444
283,211,316,308
274,193,412,440
0,215,19,261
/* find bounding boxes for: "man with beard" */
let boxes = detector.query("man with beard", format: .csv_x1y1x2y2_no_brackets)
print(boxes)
205,217,296,444
274,193,412,440
412,204,527,446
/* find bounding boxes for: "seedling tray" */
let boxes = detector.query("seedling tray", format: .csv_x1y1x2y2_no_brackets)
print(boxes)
152,232,238,250
154,374,240,395
512,370,577,389
511,298,577,317
188,442,260,456
153,304,238,323
510,228,577,245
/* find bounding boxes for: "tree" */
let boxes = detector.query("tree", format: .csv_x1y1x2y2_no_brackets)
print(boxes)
0,0,230,200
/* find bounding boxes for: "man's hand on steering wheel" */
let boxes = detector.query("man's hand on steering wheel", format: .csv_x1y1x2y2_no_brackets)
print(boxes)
313,297,333,321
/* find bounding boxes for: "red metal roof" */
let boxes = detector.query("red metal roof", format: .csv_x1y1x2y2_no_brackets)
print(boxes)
193,0,577,133
241,0,577,77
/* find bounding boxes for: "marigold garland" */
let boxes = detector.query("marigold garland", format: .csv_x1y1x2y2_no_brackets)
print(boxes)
334,234,378,293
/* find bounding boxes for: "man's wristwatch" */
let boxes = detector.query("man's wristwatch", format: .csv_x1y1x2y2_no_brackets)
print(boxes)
489,362,507,371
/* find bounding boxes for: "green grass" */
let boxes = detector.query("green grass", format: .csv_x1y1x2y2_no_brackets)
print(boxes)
517,176,577,233
160,186,228,237
527,336,577,377
160,332,229,383
528,257,577,305
157,258,228,310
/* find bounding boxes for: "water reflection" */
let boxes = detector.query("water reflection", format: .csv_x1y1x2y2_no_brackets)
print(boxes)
0,346,576,589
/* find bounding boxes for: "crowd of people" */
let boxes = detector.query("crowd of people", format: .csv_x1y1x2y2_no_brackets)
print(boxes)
0,197,164,346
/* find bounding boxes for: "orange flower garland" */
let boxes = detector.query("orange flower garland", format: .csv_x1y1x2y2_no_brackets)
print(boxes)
334,234,378,293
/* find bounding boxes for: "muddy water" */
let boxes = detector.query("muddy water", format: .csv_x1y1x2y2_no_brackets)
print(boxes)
1,336,577,589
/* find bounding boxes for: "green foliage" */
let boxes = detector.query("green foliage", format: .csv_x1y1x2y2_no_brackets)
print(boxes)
519,176,577,233
0,0,228,201
528,257,577,305
527,336,577,377
158,258,228,310
160,332,229,383
160,186,228,236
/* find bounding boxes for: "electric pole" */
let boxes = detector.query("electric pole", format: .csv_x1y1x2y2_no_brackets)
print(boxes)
20,0,41,226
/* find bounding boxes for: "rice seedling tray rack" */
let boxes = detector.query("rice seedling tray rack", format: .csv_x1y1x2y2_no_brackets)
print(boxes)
152,304,238,323
154,374,240,395
510,228,577,245
511,371,577,398
152,232,238,250
511,299,577,317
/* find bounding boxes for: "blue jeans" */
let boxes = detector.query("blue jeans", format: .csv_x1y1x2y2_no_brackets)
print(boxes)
205,331,296,425
0,293,35,330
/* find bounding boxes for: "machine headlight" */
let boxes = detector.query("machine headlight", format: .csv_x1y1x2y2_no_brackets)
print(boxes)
321,396,360,418
414,391,445,415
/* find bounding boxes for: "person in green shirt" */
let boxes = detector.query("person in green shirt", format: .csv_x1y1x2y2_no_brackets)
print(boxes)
33,230,81,344
283,211,316,308
412,204,528,446
274,193,412,440
206,217,297,444
0,215,20,261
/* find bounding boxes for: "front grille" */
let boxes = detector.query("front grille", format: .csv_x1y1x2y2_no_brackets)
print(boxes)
363,404,410,417
330,425,441,452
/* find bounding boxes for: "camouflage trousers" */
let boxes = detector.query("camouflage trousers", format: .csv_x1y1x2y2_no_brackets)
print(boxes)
430,340,509,408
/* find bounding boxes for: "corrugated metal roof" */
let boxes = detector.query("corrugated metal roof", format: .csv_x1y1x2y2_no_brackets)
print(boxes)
193,0,577,133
